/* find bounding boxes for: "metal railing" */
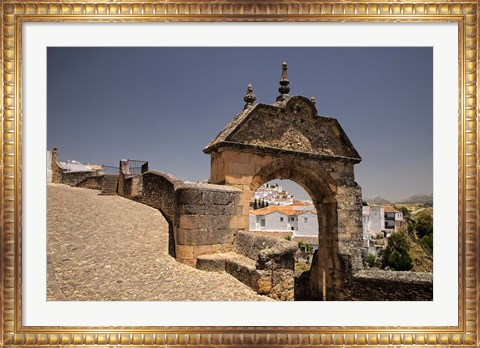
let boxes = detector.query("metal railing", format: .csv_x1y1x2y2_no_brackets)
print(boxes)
127,159,149,175
102,165,119,176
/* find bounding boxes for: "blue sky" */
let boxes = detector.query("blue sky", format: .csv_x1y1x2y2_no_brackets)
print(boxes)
48,47,432,201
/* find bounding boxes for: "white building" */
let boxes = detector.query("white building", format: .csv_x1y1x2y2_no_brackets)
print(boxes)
362,205,405,255
249,202,319,250
251,183,294,206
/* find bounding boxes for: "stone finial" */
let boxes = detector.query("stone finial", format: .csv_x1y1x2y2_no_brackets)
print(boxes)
277,62,290,101
51,146,59,161
243,83,256,109
310,96,316,106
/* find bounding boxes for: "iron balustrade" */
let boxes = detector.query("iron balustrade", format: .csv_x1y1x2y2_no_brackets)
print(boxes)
102,165,119,176
127,159,149,175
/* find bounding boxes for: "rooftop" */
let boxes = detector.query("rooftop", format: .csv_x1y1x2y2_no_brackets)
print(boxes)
250,203,316,217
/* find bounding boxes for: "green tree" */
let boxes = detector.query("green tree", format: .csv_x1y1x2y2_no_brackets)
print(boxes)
383,232,413,271
415,210,433,238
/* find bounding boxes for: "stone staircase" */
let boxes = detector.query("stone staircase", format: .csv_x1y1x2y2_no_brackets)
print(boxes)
100,175,118,195
196,231,297,300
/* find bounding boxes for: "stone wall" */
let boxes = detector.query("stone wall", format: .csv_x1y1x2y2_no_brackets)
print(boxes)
76,176,103,190
50,147,64,184
349,270,433,301
50,147,100,188
119,171,245,266
234,231,297,300
139,171,183,223
60,171,95,187
123,176,143,198
175,182,243,266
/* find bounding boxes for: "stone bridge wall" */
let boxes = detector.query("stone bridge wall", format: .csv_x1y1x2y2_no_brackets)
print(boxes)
349,270,433,301
122,176,143,197
235,231,297,300
118,170,245,266
139,171,182,224
175,183,243,265
50,147,102,188
76,176,103,190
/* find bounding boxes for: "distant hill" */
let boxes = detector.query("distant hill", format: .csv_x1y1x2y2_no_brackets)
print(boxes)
365,195,391,204
399,193,433,204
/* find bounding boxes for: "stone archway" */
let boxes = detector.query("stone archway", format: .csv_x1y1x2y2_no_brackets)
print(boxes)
204,63,364,300
248,158,340,300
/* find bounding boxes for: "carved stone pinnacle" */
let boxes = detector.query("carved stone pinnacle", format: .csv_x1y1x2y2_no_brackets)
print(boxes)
277,62,290,101
243,83,256,108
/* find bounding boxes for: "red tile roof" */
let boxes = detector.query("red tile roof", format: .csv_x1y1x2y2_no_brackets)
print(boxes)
382,206,400,213
250,203,316,216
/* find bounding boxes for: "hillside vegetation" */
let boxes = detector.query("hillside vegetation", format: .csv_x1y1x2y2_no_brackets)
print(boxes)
380,205,433,272
403,229,432,272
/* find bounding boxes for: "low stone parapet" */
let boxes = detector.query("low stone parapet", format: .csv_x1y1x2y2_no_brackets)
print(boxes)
350,269,433,301
76,176,103,190
198,231,297,300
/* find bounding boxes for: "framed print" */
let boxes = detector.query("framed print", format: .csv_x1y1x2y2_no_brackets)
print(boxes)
1,0,478,347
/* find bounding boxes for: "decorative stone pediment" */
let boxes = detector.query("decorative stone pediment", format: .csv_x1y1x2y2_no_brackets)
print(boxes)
284,96,317,120
204,96,361,162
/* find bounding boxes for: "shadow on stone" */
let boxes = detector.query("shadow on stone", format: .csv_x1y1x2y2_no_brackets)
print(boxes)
294,271,312,301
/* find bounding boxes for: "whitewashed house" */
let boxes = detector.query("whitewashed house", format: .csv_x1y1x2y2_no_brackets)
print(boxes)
362,205,405,255
249,202,319,250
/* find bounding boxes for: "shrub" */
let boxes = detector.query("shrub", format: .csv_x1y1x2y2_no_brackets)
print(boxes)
366,253,376,267
383,232,413,271
414,210,433,238
420,234,433,253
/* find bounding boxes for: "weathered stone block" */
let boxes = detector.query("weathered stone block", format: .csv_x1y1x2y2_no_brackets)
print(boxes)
228,215,248,230
176,184,241,206
235,231,254,258
225,174,255,185
222,150,254,164
230,162,256,176
192,244,215,258
177,203,239,216
196,253,229,272
178,215,231,230
177,227,237,246
176,245,194,261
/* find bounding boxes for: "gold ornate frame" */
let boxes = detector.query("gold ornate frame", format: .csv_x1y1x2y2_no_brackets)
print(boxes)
1,0,478,346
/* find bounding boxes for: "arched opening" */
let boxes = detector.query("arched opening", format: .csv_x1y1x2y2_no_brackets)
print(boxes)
247,160,341,301
248,179,318,273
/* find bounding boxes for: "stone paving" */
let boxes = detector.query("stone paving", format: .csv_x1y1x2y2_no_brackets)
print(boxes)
47,184,270,301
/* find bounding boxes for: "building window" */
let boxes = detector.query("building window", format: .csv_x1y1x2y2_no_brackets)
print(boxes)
304,217,308,223
290,217,295,221
261,219,265,227
280,217,284,222
291,227,295,231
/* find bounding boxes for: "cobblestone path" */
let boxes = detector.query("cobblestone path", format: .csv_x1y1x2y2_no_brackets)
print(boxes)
47,184,270,301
